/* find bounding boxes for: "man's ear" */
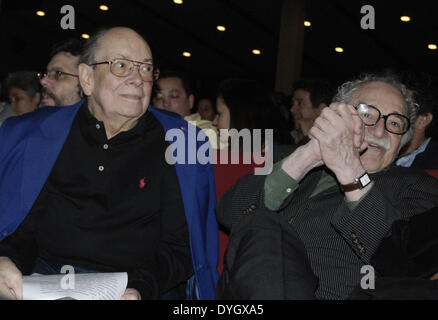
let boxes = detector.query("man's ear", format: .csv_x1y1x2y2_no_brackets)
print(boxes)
416,112,433,129
78,63,94,96
189,94,195,110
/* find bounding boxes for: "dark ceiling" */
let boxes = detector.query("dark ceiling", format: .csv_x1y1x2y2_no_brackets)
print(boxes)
1,0,437,97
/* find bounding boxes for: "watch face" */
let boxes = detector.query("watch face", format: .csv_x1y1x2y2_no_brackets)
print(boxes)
359,174,371,186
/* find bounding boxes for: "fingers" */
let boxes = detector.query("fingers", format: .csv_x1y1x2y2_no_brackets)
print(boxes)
0,257,23,300
120,288,141,300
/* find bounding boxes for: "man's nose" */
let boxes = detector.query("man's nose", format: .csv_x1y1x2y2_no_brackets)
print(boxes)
40,75,50,87
127,67,144,86
369,118,386,137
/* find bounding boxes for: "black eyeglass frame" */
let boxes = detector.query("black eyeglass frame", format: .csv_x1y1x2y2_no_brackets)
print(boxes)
355,103,411,135
89,58,160,82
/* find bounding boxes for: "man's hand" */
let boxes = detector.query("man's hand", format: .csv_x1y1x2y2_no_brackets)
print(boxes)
0,257,23,300
281,137,324,181
309,103,367,184
295,118,315,141
121,288,141,300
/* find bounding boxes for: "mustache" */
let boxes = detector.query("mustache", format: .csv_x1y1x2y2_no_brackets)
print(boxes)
41,88,61,105
364,134,390,150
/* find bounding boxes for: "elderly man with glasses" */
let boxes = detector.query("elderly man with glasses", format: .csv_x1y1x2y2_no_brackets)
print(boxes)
0,27,218,300
216,74,438,300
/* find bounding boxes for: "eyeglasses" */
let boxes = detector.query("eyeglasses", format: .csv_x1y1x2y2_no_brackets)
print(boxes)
37,70,79,81
89,58,160,82
356,103,410,135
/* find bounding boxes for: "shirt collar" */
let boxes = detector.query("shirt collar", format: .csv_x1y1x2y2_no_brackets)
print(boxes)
78,100,152,143
396,137,431,167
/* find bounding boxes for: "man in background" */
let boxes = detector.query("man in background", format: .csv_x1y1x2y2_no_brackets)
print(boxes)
39,39,84,107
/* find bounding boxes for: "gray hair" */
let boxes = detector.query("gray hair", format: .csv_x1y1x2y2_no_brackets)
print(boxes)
333,73,418,147
78,28,109,65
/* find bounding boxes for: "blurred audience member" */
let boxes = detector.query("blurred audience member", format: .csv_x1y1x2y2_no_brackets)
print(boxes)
196,97,216,121
290,79,333,144
214,78,294,160
397,88,438,169
0,84,17,126
153,70,194,117
3,71,40,115
153,70,218,147
38,39,84,107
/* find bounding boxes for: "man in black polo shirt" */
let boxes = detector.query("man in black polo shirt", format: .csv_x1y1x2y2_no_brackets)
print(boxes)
0,27,218,300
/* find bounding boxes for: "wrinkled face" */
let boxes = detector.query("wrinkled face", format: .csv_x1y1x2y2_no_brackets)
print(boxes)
9,87,39,115
290,89,317,121
80,28,153,122
197,98,215,121
40,52,81,106
351,82,408,173
153,77,193,117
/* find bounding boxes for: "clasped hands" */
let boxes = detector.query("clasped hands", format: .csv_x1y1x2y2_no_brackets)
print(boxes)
307,102,369,185
282,102,369,192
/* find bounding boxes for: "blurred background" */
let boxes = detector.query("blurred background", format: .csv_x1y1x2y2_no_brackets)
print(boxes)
1,0,437,97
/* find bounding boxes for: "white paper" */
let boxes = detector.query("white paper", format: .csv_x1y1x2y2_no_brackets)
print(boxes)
22,272,128,300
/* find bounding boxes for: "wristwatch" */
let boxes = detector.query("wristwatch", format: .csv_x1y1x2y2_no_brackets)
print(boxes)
340,172,371,192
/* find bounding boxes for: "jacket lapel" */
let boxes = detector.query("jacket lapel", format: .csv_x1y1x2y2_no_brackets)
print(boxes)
20,102,83,216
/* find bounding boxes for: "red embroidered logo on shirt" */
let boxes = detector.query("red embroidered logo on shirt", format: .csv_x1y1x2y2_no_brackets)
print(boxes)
139,177,146,189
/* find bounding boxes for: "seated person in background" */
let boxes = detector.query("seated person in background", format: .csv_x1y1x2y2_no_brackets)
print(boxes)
196,97,216,122
38,38,84,107
3,71,41,115
213,78,295,159
152,70,218,146
0,27,218,300
0,84,17,127
290,78,333,144
212,78,295,274
216,73,438,299
396,86,438,170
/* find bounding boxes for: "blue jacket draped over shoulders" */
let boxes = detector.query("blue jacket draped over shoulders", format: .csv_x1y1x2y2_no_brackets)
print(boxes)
0,99,218,299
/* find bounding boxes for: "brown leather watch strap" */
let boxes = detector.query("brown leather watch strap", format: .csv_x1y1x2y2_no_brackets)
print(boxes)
340,181,362,192
340,172,371,192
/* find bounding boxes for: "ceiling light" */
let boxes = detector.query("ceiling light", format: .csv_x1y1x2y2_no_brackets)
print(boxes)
81,34,91,39
428,44,437,50
217,25,226,32
183,51,191,57
335,47,344,53
36,11,45,17
400,16,411,22
252,49,261,55
173,0,183,4
99,5,109,11
304,21,311,27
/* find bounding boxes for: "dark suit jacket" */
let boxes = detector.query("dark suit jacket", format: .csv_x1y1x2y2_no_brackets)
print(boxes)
349,206,438,299
216,165,438,299
410,138,438,170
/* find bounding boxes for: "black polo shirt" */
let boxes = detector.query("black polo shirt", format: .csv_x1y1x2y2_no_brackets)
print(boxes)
0,102,193,299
